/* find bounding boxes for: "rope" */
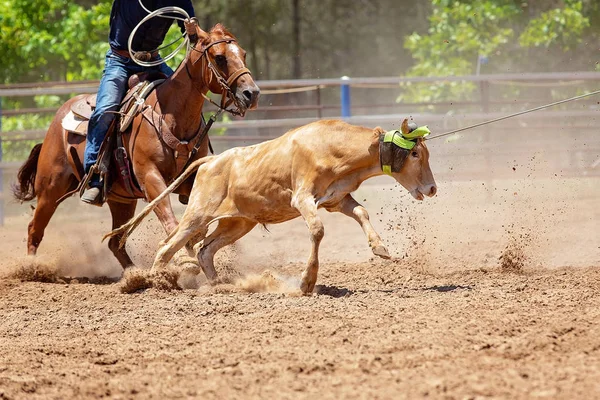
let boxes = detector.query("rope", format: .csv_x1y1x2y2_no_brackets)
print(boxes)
489,80,585,87
128,1,191,67
427,89,600,141
261,85,322,95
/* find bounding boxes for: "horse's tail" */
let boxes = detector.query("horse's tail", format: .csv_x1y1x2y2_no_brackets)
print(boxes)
12,143,43,202
103,157,211,248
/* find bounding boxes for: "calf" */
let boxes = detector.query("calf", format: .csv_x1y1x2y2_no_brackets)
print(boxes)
106,118,437,294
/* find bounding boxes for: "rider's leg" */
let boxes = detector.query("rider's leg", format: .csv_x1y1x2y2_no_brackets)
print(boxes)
82,51,132,203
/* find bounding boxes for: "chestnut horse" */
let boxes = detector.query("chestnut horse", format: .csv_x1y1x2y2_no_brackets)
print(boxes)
12,23,260,270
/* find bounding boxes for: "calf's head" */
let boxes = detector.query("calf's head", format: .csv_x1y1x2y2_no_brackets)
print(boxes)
379,119,437,201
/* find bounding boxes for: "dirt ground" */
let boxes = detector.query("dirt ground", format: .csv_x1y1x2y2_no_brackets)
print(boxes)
0,160,599,398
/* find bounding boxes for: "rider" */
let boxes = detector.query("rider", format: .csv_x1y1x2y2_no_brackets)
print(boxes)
82,0,196,205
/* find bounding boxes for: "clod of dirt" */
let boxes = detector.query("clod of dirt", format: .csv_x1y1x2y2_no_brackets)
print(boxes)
152,269,181,291
8,259,59,283
499,241,527,273
199,270,301,295
499,228,533,273
237,270,283,293
120,267,181,294
120,268,153,293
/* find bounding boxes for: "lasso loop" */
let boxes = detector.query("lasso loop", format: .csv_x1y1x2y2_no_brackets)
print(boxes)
127,1,191,67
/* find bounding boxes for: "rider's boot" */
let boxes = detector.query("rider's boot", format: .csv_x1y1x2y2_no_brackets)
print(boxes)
81,176,103,206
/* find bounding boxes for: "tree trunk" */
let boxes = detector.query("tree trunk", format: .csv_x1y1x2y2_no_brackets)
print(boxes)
292,0,301,78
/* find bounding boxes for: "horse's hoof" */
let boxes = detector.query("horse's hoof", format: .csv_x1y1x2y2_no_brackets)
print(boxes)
179,194,189,205
372,245,391,259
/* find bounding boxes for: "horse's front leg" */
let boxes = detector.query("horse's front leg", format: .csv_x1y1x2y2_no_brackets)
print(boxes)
142,170,179,235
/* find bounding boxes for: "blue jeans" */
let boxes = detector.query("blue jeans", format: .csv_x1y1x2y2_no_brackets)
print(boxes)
83,49,174,186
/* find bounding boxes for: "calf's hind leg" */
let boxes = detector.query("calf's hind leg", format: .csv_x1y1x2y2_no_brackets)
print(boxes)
293,194,325,295
196,218,256,282
151,219,207,272
326,194,390,259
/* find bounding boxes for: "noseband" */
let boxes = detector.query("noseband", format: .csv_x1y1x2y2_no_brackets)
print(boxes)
187,38,252,116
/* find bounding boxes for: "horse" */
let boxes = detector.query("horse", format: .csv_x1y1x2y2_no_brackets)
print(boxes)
12,22,260,270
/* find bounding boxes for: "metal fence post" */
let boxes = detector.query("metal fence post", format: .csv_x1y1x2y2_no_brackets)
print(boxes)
340,76,351,118
316,86,322,119
0,96,4,227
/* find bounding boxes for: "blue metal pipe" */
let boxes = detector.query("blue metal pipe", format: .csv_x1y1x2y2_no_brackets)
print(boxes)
340,76,351,118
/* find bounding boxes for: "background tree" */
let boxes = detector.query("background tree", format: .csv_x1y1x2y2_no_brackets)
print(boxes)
400,0,598,103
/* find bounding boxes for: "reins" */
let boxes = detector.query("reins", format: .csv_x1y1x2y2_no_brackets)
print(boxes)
427,89,600,141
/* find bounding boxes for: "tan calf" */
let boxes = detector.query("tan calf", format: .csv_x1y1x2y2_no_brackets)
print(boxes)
106,118,437,294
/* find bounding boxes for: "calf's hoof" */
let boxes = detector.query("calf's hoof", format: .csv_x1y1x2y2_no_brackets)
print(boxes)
372,245,391,259
300,279,315,296
174,254,199,267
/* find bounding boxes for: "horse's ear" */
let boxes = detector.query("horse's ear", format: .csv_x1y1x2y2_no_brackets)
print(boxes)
400,118,410,135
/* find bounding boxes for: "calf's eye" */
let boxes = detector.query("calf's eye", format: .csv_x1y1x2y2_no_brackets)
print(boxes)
411,151,418,158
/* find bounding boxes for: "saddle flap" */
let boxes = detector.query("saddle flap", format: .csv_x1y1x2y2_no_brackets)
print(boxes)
71,94,97,120
61,111,89,136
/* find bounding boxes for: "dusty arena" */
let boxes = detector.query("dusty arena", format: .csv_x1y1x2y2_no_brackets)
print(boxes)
0,131,599,399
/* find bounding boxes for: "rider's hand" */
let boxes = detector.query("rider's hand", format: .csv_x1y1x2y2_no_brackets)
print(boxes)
184,18,198,43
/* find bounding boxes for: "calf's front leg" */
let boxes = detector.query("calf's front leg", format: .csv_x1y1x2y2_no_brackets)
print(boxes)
293,193,325,295
327,194,391,259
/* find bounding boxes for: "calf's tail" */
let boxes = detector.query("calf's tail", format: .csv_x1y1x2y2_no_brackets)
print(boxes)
103,157,210,248
12,143,43,202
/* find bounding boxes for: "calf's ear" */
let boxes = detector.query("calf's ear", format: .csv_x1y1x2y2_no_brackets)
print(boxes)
371,126,385,146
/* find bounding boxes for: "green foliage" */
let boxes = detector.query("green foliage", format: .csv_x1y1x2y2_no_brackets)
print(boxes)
519,1,590,49
401,0,519,103
0,0,111,83
401,0,597,104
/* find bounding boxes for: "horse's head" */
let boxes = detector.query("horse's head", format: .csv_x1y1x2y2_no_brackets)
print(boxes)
189,22,260,116
380,119,437,200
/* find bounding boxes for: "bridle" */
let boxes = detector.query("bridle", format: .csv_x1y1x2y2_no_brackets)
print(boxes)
186,37,252,117
175,35,253,174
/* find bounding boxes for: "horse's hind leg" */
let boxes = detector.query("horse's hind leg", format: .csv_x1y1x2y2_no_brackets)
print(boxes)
107,200,137,269
197,218,256,282
27,175,76,255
